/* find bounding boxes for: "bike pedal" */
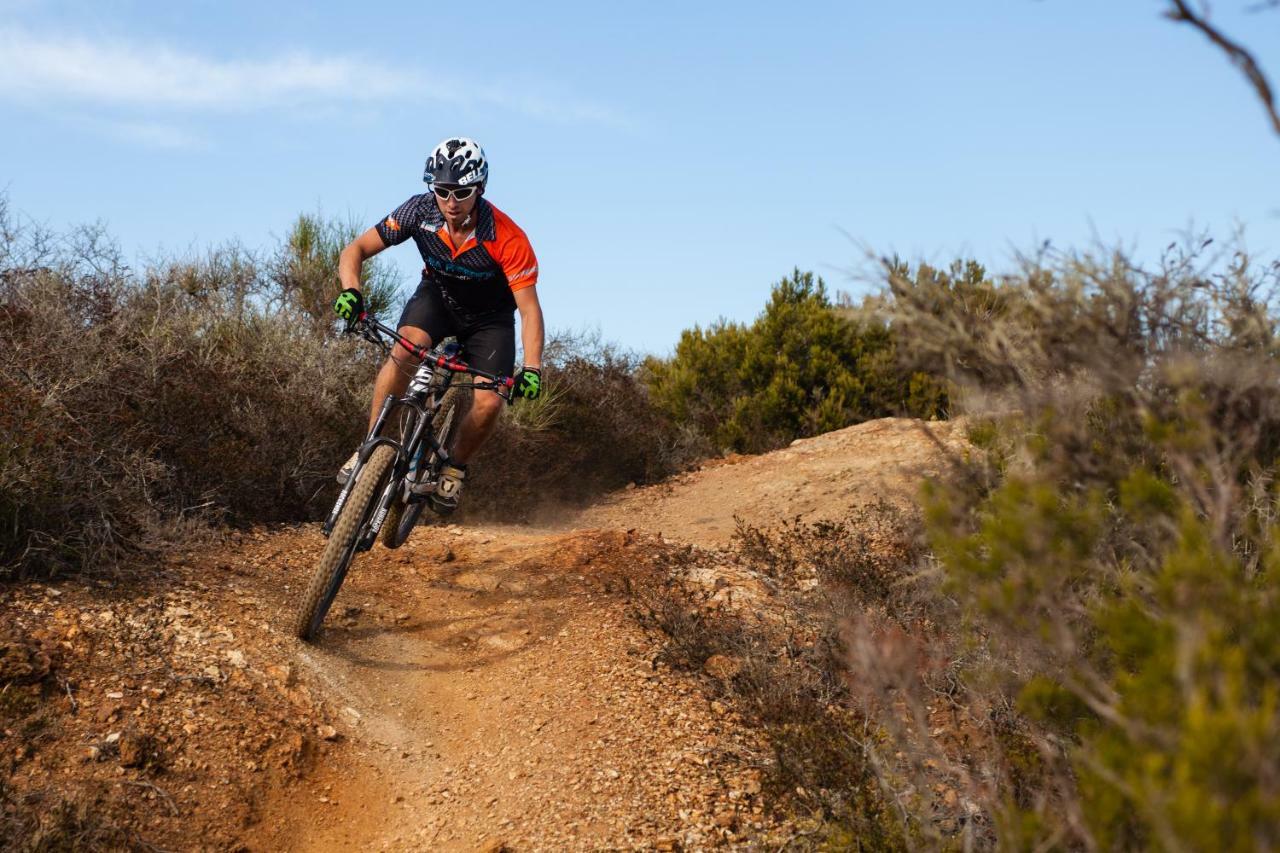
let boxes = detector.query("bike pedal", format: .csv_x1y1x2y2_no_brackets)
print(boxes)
428,496,459,516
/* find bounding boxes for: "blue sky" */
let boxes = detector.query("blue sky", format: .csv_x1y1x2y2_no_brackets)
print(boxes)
2,0,1277,353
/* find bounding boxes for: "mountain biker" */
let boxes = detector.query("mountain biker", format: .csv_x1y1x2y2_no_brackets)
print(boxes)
331,137,544,513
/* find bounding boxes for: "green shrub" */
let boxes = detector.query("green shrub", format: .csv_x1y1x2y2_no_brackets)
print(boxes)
904,238,1280,849
644,269,946,454
268,212,401,327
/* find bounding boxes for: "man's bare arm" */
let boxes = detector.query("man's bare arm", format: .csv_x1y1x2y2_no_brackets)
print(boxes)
513,285,545,370
338,228,389,292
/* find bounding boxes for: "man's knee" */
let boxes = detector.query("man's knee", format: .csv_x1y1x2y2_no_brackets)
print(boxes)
471,391,504,422
387,348,420,374
388,327,432,373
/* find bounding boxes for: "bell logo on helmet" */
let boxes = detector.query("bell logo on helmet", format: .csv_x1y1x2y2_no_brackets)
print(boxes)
424,136,488,190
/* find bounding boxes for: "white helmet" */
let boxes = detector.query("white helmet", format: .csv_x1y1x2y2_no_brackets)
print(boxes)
424,137,488,188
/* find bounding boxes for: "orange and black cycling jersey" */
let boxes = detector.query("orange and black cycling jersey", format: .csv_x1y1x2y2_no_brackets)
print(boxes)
375,194,538,321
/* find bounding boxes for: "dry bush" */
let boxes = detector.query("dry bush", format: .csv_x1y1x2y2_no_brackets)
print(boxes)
735,501,933,614
0,196,700,576
877,238,1280,849
0,200,382,579
2,224,188,577
462,330,707,521
631,237,1280,849
118,268,379,524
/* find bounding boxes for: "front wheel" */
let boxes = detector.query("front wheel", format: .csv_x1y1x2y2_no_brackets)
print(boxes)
381,388,468,549
294,443,396,641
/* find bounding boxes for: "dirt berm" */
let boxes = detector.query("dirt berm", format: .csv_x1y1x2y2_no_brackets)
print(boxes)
0,417,965,851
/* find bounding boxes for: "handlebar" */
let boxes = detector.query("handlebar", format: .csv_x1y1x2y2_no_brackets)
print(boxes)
348,314,516,397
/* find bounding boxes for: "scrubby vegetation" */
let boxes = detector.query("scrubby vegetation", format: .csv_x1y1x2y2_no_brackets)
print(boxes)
465,330,705,521
635,241,1280,849
1,194,941,578
0,202,682,577
644,269,947,454
0,202,389,579
892,240,1280,849
18,185,1274,847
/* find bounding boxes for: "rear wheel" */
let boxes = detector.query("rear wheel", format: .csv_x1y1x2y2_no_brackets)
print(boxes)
294,444,396,641
380,388,469,549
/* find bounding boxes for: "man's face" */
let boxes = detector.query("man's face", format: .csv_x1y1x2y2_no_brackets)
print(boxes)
433,184,480,221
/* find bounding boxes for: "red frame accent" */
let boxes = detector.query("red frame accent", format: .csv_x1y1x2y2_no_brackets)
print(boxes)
369,319,514,389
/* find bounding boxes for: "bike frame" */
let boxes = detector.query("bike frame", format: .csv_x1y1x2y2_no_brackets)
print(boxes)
322,317,514,545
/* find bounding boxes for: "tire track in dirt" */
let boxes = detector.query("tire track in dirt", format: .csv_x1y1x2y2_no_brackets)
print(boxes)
243,527,779,851
241,417,966,850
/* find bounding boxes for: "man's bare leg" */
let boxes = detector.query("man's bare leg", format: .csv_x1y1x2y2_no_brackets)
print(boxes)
367,326,433,433
451,389,504,463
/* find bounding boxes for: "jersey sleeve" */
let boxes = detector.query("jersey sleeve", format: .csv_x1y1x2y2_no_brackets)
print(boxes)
491,214,539,292
374,196,427,247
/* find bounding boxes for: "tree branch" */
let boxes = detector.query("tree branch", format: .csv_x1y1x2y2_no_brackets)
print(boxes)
1165,0,1280,138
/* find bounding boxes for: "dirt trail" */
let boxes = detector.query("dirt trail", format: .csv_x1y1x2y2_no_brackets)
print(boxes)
242,528,773,851
580,418,966,546
238,417,968,850
0,418,966,850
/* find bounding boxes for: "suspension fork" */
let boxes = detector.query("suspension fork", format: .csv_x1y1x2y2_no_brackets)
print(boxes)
358,397,445,549
321,373,456,539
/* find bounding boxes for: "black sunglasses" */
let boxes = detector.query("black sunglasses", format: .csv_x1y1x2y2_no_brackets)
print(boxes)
433,185,479,201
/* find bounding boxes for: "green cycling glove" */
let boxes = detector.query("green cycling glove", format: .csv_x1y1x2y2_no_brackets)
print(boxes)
513,367,542,401
333,287,364,323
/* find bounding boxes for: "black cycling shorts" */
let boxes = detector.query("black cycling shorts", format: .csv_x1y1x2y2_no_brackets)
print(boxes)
397,280,516,378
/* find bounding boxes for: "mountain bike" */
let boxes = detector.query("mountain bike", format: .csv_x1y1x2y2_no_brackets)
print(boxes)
293,316,514,641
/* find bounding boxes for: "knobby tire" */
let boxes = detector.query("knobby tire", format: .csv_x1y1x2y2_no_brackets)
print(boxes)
294,443,396,641
380,388,468,549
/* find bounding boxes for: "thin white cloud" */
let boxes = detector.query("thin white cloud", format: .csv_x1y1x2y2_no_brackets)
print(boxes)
0,26,629,127
0,27,393,108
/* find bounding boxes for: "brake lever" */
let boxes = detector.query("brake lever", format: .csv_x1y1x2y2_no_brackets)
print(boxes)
470,377,517,405
356,318,380,344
